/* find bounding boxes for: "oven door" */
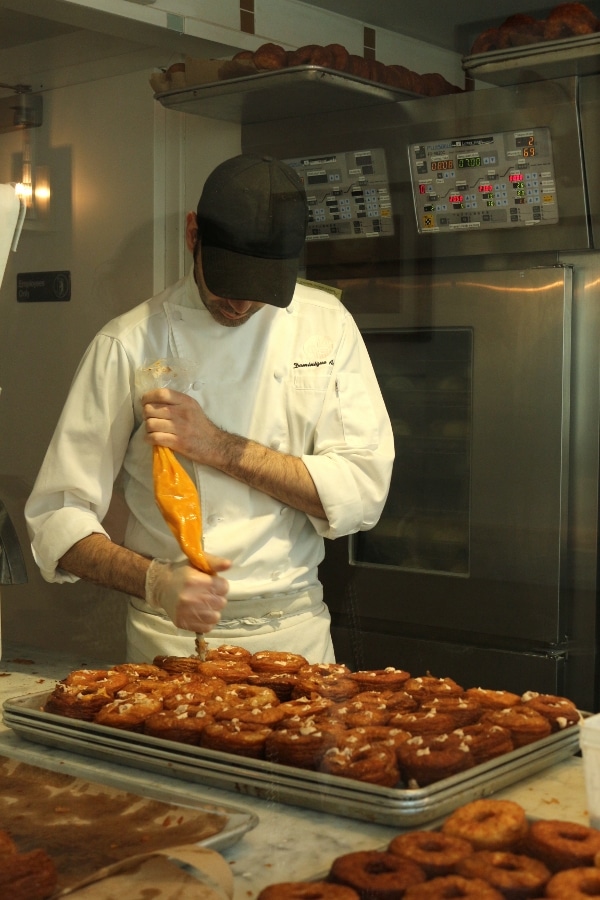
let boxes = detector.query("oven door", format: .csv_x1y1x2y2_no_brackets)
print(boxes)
322,266,572,648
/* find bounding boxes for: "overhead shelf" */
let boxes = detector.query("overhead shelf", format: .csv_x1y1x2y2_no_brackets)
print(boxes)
463,32,600,86
154,65,418,124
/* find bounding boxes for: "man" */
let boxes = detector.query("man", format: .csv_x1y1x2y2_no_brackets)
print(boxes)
25,154,394,663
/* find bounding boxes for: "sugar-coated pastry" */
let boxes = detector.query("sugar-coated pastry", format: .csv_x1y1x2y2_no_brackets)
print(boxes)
481,705,552,747
143,705,214,743
396,733,473,787
520,691,582,731
200,720,272,758
464,687,521,710
388,830,473,877
420,696,483,727
545,867,600,897
442,799,529,851
250,650,308,674
525,818,600,870
404,676,464,703
319,743,400,787
329,850,426,900
265,719,342,769
94,694,163,731
349,667,411,692
44,682,115,721
204,643,252,661
197,659,254,682
456,850,551,896
388,709,458,736
452,723,514,765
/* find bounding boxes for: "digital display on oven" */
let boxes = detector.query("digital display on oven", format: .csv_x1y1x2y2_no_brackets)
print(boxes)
283,148,394,241
408,126,558,234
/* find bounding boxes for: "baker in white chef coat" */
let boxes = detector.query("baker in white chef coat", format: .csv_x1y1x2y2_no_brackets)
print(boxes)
25,154,394,663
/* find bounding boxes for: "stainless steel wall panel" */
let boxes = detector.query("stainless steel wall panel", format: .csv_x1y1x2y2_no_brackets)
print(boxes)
243,77,590,262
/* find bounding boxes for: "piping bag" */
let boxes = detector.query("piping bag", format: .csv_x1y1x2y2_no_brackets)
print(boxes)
137,359,214,659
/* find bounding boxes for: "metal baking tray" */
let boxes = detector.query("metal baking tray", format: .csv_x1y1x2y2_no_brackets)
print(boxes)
0,734,258,855
463,33,600,86
154,65,418,124
0,752,258,896
3,691,582,828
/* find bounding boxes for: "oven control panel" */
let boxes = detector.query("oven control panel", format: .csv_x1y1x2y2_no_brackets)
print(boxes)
408,126,558,234
284,148,394,241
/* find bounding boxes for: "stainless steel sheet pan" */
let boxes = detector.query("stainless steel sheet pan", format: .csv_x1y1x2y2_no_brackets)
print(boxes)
154,65,418,124
3,691,582,827
463,33,600,85
0,749,258,879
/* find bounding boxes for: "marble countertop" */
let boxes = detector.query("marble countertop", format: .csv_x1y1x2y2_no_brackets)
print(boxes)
0,646,592,898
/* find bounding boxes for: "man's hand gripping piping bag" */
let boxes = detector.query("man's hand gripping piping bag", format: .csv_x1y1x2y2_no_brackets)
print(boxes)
138,359,218,660
153,444,214,659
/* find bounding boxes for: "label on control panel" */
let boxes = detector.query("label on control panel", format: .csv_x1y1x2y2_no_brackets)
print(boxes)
409,126,558,234
284,148,394,241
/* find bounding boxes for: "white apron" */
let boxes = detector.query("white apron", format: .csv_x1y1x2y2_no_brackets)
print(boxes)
126,586,335,664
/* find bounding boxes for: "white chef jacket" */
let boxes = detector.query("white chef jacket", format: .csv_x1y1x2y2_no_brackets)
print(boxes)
25,272,394,662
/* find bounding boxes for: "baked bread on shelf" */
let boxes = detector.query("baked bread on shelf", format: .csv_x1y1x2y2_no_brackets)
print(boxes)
223,42,464,96
469,1,600,55
150,42,464,98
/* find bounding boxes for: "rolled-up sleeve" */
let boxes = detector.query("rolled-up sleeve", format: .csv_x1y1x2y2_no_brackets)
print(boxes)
302,318,394,539
25,335,136,582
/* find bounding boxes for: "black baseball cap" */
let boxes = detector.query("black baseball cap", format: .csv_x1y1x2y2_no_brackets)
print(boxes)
196,154,309,308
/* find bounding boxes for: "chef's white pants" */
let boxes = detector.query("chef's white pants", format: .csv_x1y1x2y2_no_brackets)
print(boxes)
126,587,335,664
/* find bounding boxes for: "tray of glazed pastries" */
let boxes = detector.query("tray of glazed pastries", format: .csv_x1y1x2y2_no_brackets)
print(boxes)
2,647,584,827
253,798,600,899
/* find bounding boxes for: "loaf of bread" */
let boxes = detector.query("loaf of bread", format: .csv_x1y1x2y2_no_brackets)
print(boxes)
545,1,600,38
470,1,599,55
216,41,462,96
254,42,288,69
150,42,463,98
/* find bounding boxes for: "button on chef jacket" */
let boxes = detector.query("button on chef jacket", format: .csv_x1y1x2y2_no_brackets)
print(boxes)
25,273,395,660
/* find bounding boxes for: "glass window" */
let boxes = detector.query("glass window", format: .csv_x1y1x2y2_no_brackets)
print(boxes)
352,328,473,576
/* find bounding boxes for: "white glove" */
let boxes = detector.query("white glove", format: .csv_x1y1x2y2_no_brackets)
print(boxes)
145,558,228,633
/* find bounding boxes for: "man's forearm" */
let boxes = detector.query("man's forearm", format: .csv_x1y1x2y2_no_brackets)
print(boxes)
59,533,150,599
143,389,327,519
211,432,326,519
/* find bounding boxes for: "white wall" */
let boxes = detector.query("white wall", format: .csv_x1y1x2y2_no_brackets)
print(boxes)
0,64,239,661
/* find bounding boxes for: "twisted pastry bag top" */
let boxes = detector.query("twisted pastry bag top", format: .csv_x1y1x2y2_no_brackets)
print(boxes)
25,272,394,658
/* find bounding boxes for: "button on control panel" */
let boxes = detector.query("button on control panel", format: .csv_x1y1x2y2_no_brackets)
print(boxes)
285,148,394,241
409,126,558,233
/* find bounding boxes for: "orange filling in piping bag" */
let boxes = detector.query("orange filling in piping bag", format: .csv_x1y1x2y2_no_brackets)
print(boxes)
152,444,215,576
140,358,215,657
152,445,215,659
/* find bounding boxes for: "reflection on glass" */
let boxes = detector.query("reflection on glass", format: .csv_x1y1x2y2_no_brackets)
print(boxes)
352,328,473,576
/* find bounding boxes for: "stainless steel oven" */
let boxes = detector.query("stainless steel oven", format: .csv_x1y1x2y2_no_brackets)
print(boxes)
243,74,600,711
